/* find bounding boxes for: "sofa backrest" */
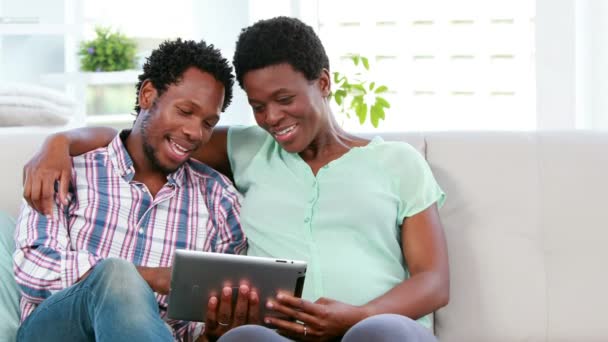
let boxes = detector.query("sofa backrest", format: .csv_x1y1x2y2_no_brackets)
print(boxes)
421,131,608,341
0,129,51,218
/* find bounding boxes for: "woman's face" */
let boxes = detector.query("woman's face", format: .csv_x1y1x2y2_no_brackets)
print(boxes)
243,63,330,153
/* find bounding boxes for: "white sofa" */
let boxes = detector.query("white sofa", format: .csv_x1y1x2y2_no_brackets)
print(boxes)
1,130,607,341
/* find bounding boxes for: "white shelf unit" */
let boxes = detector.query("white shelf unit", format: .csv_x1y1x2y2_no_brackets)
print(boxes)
0,0,85,125
40,70,140,128
86,113,134,125
41,70,140,85
0,23,78,35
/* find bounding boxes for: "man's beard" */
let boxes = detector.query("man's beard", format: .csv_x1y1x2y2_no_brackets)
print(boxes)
140,111,180,175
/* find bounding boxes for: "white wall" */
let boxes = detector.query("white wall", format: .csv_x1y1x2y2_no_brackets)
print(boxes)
586,0,608,129
536,0,608,131
192,0,254,126
535,0,576,130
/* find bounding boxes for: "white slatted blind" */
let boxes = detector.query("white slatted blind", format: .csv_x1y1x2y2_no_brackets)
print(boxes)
317,0,536,131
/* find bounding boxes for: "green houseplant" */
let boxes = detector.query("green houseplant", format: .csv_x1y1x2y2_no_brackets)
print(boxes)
78,26,137,72
330,55,391,128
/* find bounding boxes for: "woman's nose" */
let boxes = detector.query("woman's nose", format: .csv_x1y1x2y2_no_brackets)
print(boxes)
265,104,283,126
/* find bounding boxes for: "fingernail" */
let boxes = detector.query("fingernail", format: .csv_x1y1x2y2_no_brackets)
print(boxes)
210,297,217,305
265,318,271,324
223,287,231,296
240,285,248,294
277,293,284,299
266,301,273,309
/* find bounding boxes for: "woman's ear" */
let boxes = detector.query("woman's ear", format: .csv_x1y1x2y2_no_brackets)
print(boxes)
139,79,157,110
318,68,331,97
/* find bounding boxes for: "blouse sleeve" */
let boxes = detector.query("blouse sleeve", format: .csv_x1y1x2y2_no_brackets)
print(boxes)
382,142,446,225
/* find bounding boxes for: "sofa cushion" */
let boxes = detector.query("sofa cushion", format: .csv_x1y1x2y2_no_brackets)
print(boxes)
0,211,19,342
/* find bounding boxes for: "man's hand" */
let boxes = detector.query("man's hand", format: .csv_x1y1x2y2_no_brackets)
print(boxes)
136,266,172,294
203,284,260,341
23,133,72,216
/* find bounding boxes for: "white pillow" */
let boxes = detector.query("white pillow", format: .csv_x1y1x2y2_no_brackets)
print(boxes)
0,82,76,108
0,96,72,126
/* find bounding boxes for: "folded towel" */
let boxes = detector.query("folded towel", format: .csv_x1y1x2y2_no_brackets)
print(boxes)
0,95,72,114
0,82,76,108
0,96,73,127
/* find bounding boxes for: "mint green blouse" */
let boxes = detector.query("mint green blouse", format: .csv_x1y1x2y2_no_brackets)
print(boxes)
227,126,445,328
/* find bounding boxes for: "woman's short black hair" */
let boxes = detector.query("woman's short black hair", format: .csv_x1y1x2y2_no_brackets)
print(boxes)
135,38,234,114
233,16,330,88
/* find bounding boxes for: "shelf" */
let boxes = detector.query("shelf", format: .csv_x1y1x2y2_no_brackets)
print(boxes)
86,113,135,125
41,70,141,85
0,23,78,35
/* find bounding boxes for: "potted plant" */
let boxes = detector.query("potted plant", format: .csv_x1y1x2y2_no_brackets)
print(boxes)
78,26,137,72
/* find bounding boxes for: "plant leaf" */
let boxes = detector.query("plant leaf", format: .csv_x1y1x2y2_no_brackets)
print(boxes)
352,84,366,94
374,85,388,94
362,57,370,70
376,96,391,108
334,89,346,105
350,95,363,110
370,104,381,128
356,102,367,124
369,82,375,91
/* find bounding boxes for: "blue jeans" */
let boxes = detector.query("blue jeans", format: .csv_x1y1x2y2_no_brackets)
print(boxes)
17,258,174,342
218,313,437,342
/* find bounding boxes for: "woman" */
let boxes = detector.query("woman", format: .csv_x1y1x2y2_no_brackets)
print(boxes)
23,17,449,341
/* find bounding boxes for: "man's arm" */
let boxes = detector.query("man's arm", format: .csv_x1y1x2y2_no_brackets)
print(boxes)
13,194,103,303
24,126,233,215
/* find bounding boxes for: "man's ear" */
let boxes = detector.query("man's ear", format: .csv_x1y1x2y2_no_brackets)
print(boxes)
139,79,158,110
318,68,331,97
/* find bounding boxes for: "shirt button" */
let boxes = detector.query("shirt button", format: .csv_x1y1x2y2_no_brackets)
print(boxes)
139,229,144,234
304,217,310,223
323,165,329,169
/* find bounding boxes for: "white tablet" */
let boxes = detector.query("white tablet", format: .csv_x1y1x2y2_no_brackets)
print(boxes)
167,250,307,322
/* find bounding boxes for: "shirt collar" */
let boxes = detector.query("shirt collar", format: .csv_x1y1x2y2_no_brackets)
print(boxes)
108,129,187,187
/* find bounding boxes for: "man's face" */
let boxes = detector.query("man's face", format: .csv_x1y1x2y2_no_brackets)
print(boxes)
138,67,224,174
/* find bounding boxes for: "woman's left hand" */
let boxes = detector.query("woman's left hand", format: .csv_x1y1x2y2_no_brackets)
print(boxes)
265,293,368,341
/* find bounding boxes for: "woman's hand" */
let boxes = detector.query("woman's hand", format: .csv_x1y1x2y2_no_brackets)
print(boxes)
23,133,72,216
203,285,260,341
265,293,368,341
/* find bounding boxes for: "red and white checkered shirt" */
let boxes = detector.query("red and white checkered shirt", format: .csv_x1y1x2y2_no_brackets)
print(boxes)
14,131,246,341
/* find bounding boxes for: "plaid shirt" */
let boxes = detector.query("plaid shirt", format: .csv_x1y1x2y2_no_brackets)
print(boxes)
14,131,246,341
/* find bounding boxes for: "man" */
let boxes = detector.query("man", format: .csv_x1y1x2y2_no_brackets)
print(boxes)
14,39,252,342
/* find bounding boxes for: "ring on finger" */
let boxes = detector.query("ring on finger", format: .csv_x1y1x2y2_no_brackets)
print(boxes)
218,321,230,327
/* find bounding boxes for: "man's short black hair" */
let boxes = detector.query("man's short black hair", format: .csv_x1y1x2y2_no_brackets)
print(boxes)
233,16,330,88
135,38,234,114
